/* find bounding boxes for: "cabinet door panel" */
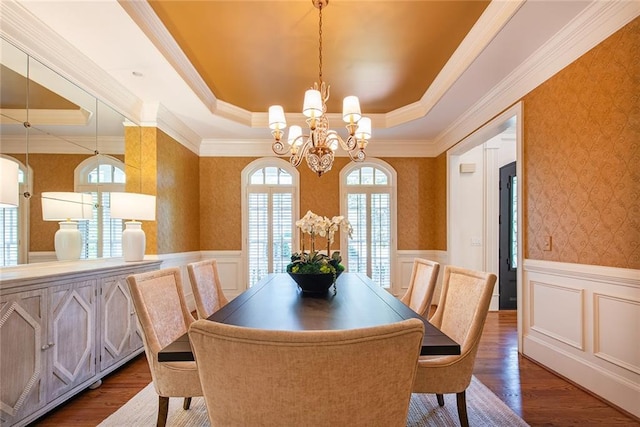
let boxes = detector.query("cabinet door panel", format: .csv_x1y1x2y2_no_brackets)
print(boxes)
48,280,97,400
100,274,135,371
0,290,47,425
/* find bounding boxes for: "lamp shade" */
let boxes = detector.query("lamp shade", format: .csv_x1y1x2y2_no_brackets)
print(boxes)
41,192,93,221
110,192,156,221
268,105,287,130
355,117,372,140
302,89,323,118
287,125,303,146
342,96,362,123
0,157,19,208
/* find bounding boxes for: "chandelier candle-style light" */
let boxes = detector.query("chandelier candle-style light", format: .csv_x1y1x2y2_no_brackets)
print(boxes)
269,0,371,177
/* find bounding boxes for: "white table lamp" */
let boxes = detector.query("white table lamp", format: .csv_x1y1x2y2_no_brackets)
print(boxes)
110,192,156,262
41,192,93,261
1,157,20,208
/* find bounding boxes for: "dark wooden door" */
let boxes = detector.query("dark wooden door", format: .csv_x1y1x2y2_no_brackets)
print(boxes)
499,161,517,310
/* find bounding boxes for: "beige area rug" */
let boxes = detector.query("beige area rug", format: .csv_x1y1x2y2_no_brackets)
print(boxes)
99,376,528,426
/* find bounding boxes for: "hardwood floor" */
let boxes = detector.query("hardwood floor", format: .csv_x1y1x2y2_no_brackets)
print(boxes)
30,311,638,426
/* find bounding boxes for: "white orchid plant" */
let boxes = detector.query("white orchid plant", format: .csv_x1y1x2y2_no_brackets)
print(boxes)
287,210,353,276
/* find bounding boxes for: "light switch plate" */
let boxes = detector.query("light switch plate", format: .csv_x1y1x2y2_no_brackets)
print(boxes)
543,235,552,251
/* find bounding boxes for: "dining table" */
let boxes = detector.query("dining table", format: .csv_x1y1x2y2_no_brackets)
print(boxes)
158,272,460,362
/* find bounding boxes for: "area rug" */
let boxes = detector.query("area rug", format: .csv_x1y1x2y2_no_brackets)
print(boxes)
99,376,528,426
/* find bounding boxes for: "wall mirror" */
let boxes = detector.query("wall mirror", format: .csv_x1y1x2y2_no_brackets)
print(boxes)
0,37,139,266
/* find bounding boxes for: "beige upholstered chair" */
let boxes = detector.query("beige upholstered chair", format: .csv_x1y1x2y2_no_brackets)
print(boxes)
187,258,229,319
412,265,497,427
400,258,440,318
126,268,202,427
189,318,425,426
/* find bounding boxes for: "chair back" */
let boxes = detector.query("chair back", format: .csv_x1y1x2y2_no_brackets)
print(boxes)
430,266,496,357
400,258,440,318
189,318,425,427
127,268,195,373
187,259,229,319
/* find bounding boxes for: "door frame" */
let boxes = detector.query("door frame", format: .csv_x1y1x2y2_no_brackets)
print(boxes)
447,101,523,350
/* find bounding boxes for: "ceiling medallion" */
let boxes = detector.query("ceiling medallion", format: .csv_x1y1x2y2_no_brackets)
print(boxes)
268,0,371,177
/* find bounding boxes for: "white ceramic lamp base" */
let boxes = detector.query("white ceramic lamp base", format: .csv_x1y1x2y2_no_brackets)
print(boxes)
55,221,82,261
122,221,146,262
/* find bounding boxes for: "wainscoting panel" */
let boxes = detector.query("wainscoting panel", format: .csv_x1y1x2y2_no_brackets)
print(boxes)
395,251,448,300
593,293,640,375
523,259,640,418
530,281,584,350
199,251,244,297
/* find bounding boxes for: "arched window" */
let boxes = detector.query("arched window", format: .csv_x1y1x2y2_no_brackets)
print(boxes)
0,155,29,266
340,160,397,289
75,156,125,258
242,158,299,287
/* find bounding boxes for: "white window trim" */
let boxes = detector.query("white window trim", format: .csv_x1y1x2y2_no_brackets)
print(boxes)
241,157,300,290
339,158,398,293
74,155,126,193
74,156,125,258
1,155,31,265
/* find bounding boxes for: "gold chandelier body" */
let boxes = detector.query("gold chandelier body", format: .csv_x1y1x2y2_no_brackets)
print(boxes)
268,0,371,177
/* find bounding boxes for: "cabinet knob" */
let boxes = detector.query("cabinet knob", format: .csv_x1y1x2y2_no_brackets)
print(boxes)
48,342,55,347
41,344,50,350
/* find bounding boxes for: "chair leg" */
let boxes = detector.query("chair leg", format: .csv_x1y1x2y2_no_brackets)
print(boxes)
436,393,445,406
157,396,169,427
183,397,192,410
456,390,469,427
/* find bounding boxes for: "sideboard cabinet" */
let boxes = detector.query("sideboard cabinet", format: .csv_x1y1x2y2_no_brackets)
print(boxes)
0,259,162,427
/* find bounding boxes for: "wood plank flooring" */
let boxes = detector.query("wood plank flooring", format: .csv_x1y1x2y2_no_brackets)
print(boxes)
30,311,638,426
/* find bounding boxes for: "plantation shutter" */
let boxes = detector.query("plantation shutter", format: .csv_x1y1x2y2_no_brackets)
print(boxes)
0,206,19,266
247,166,295,287
345,166,392,288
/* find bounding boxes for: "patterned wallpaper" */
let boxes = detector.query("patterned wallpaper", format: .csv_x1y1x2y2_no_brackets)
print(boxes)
523,17,639,269
198,156,446,251
155,128,201,254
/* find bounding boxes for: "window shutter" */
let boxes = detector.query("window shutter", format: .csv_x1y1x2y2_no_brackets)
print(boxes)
0,207,19,266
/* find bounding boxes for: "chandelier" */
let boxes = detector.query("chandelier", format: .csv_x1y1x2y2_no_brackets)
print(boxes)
268,0,371,177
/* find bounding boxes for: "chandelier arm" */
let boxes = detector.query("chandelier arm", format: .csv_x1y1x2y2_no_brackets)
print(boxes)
347,147,367,162
290,136,313,168
272,140,288,155
338,134,358,152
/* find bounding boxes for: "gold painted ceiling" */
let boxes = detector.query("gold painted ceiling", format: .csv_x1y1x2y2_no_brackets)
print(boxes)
147,0,490,114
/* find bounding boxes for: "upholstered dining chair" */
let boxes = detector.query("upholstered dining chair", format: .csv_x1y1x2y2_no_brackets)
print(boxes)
126,268,202,427
187,258,229,319
412,265,497,427
189,318,425,426
400,258,440,319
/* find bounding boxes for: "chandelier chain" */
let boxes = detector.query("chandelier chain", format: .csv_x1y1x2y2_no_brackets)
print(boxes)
318,3,323,84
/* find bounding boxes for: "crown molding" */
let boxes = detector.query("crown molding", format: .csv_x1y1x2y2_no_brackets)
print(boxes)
155,104,202,156
385,0,525,127
198,138,436,158
0,0,144,124
1,135,124,155
433,0,640,155
118,1,217,113
0,108,92,126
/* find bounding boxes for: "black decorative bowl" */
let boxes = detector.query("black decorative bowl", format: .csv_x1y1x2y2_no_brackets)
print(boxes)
288,272,336,294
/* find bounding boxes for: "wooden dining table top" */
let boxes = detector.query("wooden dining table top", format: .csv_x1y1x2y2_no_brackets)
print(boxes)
158,272,460,362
